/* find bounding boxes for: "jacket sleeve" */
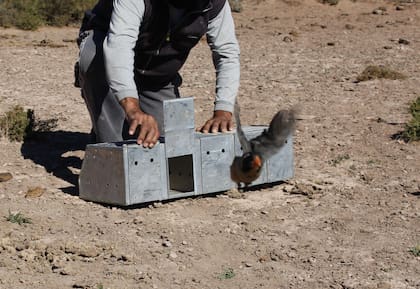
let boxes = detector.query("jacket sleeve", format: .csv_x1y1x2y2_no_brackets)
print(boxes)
103,0,145,101
206,1,241,113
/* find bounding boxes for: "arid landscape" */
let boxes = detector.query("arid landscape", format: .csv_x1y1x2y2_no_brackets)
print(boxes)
0,0,419,288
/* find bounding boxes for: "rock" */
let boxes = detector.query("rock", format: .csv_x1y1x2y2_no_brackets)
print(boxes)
283,36,293,43
342,279,358,289
64,242,100,258
398,38,410,45
25,187,45,198
162,240,172,248
117,253,133,262
226,188,243,199
18,249,37,262
372,7,387,15
0,172,12,182
133,216,143,224
168,251,178,259
376,281,392,289
270,249,284,261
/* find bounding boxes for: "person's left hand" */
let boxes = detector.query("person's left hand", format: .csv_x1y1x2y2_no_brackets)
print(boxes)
199,110,233,133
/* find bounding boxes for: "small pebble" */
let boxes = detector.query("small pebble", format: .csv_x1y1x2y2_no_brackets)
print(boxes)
283,36,293,43
398,38,410,45
0,172,13,182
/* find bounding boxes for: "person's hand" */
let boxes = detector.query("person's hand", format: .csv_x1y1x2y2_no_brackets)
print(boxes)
120,97,159,148
199,110,233,133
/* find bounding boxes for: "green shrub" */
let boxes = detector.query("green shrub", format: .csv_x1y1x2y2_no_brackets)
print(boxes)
0,105,58,142
0,0,43,30
0,106,34,141
229,0,242,13
6,210,32,225
38,0,96,27
409,244,420,256
402,97,420,142
0,0,97,30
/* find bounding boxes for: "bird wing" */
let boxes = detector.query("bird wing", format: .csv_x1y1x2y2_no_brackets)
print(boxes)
234,101,252,154
250,109,296,160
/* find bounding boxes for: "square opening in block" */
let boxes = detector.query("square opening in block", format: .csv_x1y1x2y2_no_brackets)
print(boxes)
168,154,194,194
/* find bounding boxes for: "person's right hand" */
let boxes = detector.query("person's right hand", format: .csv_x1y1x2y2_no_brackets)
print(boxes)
120,97,160,148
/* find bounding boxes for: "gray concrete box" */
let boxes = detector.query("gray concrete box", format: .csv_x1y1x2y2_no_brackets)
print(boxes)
79,97,294,206
196,132,236,194
79,142,167,205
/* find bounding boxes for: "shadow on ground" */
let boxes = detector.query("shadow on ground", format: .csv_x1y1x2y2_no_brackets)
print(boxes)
20,131,91,195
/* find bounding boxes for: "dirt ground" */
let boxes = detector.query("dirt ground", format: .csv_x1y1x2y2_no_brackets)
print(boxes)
0,0,419,288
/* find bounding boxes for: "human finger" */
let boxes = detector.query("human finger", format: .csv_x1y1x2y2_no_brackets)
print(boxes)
137,122,148,146
129,119,140,136
200,120,213,134
210,120,221,133
227,118,234,131
219,119,229,133
143,125,158,148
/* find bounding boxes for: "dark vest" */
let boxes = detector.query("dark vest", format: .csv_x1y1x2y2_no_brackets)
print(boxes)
81,0,226,88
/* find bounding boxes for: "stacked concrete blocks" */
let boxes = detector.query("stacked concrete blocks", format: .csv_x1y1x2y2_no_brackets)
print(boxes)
79,97,294,206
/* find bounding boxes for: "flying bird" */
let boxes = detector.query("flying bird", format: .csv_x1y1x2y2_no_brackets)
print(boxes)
231,102,296,186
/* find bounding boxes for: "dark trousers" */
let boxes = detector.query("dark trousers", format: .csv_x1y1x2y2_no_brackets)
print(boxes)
78,30,180,143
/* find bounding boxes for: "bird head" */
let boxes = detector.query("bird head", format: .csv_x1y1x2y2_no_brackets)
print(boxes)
241,152,262,173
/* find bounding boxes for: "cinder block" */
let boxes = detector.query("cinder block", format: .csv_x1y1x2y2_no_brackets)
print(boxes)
197,132,236,194
126,143,167,203
163,97,195,158
266,135,294,183
79,142,166,205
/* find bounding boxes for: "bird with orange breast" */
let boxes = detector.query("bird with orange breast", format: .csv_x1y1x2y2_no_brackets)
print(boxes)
231,102,296,187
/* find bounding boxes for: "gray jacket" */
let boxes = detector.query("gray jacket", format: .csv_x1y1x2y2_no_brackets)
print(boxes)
103,0,240,112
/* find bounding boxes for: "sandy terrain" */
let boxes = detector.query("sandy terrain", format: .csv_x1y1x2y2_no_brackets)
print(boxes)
0,0,419,288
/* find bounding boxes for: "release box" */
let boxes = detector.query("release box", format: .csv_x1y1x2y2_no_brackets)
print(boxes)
79,98,294,206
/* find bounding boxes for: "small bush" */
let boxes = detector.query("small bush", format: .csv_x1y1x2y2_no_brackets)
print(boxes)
0,0,43,30
356,65,406,82
218,267,235,280
229,0,242,12
0,106,34,141
6,210,32,225
409,244,420,256
0,0,97,30
401,97,420,142
0,105,58,142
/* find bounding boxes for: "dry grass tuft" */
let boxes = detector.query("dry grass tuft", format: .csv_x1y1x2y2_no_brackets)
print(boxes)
356,65,406,82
